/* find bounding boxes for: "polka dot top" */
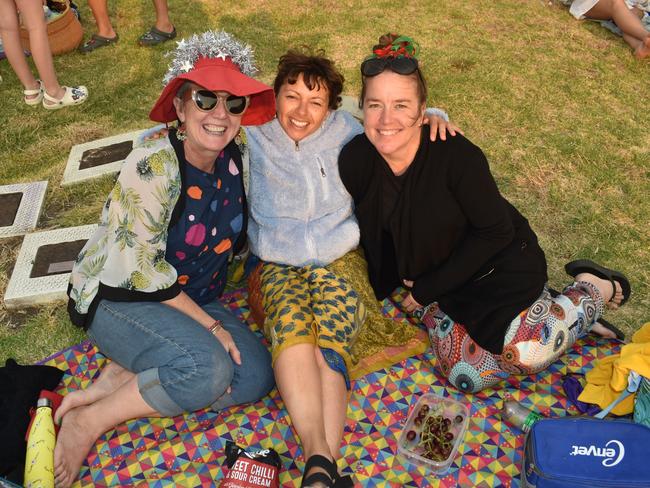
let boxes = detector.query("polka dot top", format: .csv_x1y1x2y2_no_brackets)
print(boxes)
165,146,244,305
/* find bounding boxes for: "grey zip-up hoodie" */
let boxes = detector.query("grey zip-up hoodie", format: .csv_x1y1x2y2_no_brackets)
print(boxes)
245,109,362,266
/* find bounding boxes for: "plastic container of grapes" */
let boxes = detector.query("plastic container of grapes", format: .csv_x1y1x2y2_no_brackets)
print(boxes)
397,393,470,474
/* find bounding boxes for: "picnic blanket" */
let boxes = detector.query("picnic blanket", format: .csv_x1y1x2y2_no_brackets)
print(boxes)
42,289,621,487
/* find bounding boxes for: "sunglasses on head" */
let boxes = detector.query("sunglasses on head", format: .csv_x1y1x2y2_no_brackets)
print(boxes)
191,89,249,115
360,56,419,77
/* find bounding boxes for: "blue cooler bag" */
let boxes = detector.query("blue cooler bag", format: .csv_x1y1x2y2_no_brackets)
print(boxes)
521,417,650,487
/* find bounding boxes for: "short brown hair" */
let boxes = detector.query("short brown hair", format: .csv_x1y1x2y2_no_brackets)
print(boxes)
273,49,344,110
360,33,427,107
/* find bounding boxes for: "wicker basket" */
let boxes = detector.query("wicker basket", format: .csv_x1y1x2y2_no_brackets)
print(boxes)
20,3,83,56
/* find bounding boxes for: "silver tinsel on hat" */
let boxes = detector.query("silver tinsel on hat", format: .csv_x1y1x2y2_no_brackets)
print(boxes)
162,30,258,86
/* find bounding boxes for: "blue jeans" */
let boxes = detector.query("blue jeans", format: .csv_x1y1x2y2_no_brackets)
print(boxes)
87,299,274,416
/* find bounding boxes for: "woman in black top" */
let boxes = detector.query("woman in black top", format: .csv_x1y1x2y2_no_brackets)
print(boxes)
338,34,631,393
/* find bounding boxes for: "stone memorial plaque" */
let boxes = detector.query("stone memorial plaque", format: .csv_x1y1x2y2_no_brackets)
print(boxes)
0,192,23,227
79,140,133,170
62,125,165,186
4,224,97,309
30,240,87,278
0,181,48,238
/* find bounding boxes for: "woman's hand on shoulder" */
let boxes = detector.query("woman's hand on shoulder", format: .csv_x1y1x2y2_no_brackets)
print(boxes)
141,126,169,143
423,113,464,142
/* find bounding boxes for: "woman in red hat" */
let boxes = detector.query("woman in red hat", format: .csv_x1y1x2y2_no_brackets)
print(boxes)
54,31,276,487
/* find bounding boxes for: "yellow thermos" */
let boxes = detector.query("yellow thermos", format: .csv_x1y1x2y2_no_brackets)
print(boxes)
24,397,55,488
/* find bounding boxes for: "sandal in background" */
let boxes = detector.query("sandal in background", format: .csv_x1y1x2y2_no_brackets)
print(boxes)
138,26,176,46
23,80,44,106
78,33,119,54
42,85,88,110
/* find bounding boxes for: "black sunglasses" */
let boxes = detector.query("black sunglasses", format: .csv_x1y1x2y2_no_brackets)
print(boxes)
360,56,419,77
191,89,249,115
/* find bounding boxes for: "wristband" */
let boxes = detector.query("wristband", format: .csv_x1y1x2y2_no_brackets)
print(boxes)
209,320,223,334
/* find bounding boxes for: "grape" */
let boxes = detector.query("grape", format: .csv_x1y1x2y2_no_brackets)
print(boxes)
444,432,454,441
454,414,464,424
406,430,417,441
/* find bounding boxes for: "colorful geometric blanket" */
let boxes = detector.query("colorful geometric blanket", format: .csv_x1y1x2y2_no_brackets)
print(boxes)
42,289,621,487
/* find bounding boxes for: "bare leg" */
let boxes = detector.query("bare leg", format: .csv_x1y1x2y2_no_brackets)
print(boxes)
53,376,160,488
15,0,64,98
54,361,134,424
152,0,174,33
87,0,117,38
0,0,39,96
314,348,348,460
586,0,650,57
275,344,338,487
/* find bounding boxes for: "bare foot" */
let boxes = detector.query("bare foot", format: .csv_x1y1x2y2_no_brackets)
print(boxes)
575,272,624,339
53,407,100,488
634,37,650,59
591,321,618,339
55,361,133,424
575,272,623,310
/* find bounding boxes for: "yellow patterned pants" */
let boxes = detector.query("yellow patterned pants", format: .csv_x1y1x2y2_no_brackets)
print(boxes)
259,260,366,382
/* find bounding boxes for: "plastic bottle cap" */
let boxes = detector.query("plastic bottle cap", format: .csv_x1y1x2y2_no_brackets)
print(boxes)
37,397,52,408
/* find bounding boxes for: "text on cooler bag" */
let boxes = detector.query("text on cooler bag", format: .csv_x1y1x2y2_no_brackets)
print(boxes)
569,439,625,467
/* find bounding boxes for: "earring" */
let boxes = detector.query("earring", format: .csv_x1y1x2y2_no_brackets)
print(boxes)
175,124,187,141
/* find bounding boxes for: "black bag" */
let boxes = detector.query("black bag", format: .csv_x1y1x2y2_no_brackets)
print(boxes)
0,359,63,483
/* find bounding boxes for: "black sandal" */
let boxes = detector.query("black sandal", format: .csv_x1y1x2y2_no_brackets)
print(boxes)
78,33,119,54
301,454,337,488
334,474,354,487
565,259,631,307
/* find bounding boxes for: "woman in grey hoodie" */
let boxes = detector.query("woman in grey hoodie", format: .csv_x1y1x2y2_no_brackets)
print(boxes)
244,49,457,487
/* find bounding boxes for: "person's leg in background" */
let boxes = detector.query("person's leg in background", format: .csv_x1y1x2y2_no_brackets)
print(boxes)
586,0,650,57
86,0,117,39
0,0,41,102
152,0,174,35
138,0,176,46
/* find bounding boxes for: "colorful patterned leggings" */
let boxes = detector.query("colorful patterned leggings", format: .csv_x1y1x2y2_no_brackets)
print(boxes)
424,282,605,393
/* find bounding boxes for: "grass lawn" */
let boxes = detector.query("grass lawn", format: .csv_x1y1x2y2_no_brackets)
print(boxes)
1,0,648,364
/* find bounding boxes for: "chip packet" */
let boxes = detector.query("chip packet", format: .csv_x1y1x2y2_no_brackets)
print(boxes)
220,441,281,488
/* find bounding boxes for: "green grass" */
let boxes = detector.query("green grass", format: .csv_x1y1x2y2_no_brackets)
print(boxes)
1,0,648,363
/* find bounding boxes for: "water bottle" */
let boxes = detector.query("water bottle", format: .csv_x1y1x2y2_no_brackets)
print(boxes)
500,399,543,433
24,397,55,488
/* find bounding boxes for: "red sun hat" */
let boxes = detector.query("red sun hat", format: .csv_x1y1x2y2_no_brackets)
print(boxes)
149,31,275,126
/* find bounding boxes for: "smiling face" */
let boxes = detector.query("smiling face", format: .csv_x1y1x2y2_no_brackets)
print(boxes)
173,83,243,169
276,74,330,143
362,71,425,169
